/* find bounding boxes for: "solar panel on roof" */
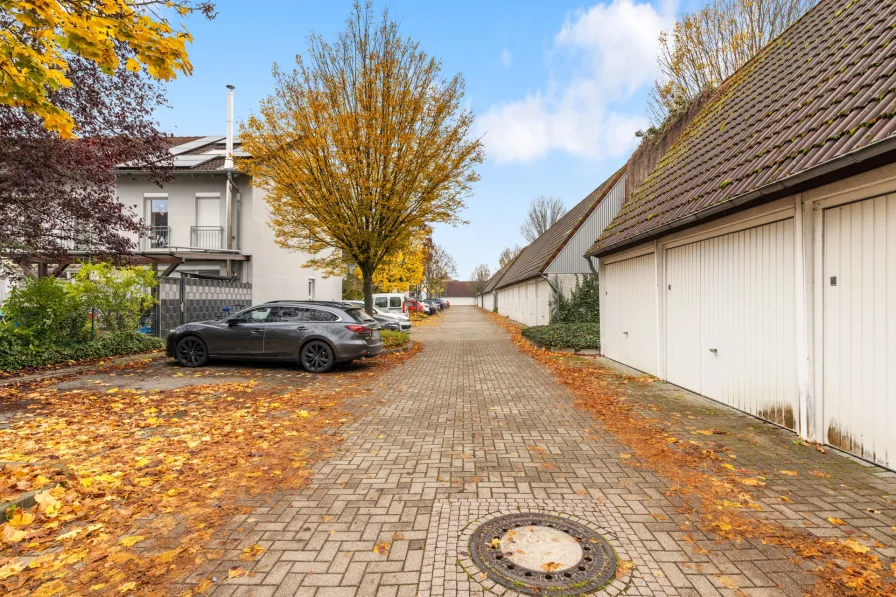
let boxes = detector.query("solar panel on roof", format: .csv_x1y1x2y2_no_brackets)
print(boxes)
169,136,225,156
172,155,216,168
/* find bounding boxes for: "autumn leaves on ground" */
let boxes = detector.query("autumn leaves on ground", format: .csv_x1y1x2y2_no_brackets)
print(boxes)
0,348,419,596
486,312,896,597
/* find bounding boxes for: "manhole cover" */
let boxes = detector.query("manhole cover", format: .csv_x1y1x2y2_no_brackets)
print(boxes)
469,513,617,595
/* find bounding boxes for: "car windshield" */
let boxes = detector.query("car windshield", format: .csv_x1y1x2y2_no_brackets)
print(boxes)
345,308,376,323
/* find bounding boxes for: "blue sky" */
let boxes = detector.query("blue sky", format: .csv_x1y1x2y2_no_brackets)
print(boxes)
157,0,689,278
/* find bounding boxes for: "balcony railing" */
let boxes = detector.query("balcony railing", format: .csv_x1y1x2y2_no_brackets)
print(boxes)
143,226,171,250
191,226,224,249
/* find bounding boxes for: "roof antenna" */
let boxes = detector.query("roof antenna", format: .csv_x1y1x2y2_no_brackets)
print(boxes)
225,85,235,169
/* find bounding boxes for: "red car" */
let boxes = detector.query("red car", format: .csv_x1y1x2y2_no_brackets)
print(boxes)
405,299,428,313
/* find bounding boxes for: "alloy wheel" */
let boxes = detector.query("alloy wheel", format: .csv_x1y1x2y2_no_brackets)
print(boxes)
177,337,206,367
302,341,333,373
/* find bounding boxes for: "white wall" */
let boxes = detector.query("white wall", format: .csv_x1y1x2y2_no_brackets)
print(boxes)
495,278,551,326
445,296,477,306
241,185,342,304
116,173,342,304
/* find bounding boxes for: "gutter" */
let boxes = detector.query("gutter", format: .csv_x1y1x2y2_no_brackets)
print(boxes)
588,135,896,257
539,273,561,323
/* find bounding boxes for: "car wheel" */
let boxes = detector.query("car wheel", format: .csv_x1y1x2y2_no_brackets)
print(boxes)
300,340,335,373
176,336,208,367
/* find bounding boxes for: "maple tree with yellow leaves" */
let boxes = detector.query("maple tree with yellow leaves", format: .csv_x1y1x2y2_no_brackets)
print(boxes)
239,1,483,313
370,232,426,293
0,0,216,137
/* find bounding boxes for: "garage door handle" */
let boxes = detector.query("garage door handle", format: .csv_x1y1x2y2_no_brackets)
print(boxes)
295,326,308,331
709,348,718,354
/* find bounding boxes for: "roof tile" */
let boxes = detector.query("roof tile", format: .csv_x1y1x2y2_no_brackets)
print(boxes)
590,0,896,255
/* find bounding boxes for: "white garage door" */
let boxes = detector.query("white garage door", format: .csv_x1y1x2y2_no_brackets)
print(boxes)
823,195,896,469
602,254,657,375
665,219,797,429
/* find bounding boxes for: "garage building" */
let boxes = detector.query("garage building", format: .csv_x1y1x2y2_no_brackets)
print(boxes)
493,169,625,326
588,0,896,470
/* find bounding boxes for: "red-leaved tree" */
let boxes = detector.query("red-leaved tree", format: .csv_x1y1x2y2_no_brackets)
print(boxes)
0,55,174,270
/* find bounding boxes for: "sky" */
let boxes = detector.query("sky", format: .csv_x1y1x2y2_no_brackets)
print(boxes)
156,0,694,279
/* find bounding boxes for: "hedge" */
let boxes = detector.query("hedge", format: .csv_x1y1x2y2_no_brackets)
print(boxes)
521,322,600,350
380,330,410,350
0,332,164,373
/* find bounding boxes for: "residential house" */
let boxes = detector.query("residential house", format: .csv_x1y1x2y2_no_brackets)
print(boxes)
587,0,896,469
442,280,478,305
113,91,341,305
491,168,625,326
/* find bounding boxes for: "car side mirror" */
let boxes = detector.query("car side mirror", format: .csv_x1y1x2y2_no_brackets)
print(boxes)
227,318,241,326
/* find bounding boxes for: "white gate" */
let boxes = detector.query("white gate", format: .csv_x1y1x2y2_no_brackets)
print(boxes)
823,194,896,468
602,254,657,375
665,219,797,429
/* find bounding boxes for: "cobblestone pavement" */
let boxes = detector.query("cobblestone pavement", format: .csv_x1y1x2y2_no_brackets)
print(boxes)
188,307,896,597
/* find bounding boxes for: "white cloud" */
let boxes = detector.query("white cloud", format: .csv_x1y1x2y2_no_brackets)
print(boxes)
500,48,513,68
479,0,675,163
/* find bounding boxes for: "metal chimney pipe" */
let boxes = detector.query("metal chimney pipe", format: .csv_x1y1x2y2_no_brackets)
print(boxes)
224,84,235,169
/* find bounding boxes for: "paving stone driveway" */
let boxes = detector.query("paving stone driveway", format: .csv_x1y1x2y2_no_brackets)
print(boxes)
191,307,896,597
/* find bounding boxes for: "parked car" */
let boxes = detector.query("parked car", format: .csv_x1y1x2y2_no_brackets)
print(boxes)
166,300,383,373
346,301,411,331
423,298,442,312
405,299,430,314
372,293,408,314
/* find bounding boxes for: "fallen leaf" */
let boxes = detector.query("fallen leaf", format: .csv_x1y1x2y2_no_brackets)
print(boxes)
120,535,145,547
841,539,869,554
542,561,564,572
719,576,738,589
827,517,845,526
241,543,265,560
373,541,391,555
779,470,799,476
228,566,248,578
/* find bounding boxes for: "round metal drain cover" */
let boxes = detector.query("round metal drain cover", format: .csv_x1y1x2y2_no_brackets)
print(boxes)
469,513,617,595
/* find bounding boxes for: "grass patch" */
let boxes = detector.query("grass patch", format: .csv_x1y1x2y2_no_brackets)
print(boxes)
521,323,600,350
380,330,411,349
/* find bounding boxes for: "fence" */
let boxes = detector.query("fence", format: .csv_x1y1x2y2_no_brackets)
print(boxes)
153,275,252,337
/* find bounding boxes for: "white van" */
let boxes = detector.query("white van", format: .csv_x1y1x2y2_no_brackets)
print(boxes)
372,293,408,314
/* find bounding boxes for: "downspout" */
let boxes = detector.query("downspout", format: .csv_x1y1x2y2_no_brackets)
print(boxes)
586,255,598,274
539,273,560,323
224,85,235,277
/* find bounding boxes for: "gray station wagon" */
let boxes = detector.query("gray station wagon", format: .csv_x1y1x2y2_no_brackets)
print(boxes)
166,301,383,373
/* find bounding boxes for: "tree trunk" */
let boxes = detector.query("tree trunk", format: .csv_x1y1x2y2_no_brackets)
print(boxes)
362,268,374,315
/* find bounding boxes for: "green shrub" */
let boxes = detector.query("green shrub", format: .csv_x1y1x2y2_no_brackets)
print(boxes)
2,277,89,345
69,263,157,333
522,322,600,350
554,274,599,324
380,330,410,350
0,331,163,372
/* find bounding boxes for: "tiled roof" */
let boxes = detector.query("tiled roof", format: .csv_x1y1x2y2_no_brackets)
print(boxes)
496,168,624,289
589,0,896,255
482,252,521,294
444,281,477,297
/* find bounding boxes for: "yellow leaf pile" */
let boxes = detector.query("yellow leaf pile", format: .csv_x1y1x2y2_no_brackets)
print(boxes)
0,347,419,595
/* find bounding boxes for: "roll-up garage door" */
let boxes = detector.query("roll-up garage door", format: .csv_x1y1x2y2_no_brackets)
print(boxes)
602,253,657,375
665,219,797,429
823,195,896,469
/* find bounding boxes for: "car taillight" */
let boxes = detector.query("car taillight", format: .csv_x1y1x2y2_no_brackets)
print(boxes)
345,324,372,334
402,301,406,313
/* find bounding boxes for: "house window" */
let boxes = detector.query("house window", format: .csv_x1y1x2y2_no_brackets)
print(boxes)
308,278,315,300
147,197,169,248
